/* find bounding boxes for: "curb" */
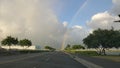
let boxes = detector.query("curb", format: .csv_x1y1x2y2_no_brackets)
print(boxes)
64,52,103,68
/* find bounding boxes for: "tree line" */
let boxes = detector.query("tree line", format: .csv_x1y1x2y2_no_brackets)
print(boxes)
65,44,85,50
1,36,32,49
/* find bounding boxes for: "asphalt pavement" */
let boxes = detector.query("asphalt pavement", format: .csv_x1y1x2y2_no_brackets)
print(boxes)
74,54,120,68
0,52,86,68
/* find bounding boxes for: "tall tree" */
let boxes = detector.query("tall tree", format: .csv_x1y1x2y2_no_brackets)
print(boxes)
83,28,120,55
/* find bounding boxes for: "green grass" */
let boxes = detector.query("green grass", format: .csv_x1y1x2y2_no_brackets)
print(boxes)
75,51,99,56
65,50,99,56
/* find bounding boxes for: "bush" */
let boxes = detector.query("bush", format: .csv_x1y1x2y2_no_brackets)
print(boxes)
72,45,85,49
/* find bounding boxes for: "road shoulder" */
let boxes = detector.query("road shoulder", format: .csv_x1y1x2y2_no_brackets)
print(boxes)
64,52,103,68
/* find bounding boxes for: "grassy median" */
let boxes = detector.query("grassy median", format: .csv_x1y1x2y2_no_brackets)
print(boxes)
65,50,99,56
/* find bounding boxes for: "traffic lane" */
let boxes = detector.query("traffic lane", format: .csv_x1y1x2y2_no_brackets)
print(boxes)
0,52,86,68
46,52,87,68
0,53,43,63
0,52,55,68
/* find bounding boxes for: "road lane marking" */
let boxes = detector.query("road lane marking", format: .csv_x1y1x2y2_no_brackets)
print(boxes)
64,52,103,68
74,56,103,68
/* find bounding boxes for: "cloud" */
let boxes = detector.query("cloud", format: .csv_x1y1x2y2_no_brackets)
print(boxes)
87,11,120,30
72,25,82,29
63,21,68,27
111,0,120,14
87,0,120,31
0,0,66,49
63,25,89,46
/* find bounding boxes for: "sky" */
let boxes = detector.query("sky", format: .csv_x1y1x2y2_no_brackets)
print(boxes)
53,0,113,26
0,0,120,49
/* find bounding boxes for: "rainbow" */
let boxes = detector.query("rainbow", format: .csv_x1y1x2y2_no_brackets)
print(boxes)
61,0,90,50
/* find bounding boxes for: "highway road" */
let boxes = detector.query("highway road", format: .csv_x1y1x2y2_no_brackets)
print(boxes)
0,52,86,68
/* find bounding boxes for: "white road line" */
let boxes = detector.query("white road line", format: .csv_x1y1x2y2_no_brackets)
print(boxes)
64,52,103,68
74,56,103,68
